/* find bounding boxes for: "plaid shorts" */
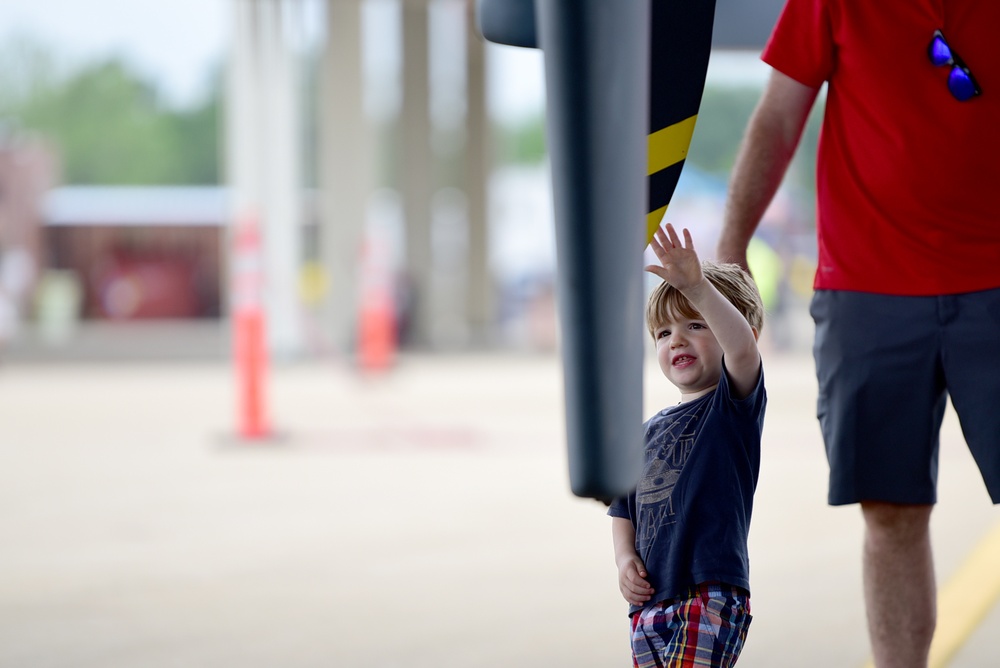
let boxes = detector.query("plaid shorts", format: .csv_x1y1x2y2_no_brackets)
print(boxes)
629,582,752,668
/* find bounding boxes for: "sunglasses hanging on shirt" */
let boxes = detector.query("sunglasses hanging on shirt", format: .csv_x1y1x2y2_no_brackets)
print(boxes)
927,29,981,101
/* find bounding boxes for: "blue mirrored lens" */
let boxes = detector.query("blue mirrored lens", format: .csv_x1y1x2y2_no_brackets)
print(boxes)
929,36,953,66
948,67,977,101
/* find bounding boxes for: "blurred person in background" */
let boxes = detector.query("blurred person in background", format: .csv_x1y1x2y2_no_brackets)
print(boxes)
0,247,35,355
717,1,1000,666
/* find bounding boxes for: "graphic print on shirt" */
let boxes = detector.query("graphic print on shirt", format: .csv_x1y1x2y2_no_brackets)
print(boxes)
635,404,705,553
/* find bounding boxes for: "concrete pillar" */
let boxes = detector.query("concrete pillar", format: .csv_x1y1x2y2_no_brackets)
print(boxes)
319,0,371,355
226,0,304,357
464,3,492,345
258,0,304,357
400,0,434,348
227,0,262,225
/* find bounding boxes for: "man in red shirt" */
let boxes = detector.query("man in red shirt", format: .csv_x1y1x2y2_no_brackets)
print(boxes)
718,1,1000,666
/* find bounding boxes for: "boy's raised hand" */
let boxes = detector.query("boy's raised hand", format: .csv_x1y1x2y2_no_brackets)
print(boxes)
644,223,704,292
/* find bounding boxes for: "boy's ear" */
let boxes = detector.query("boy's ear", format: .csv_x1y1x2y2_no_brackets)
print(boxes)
751,326,760,342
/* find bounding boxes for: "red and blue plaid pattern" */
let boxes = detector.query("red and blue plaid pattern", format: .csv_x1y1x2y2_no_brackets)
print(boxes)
629,583,752,667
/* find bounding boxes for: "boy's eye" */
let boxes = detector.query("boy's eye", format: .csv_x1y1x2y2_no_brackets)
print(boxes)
689,323,706,330
657,330,670,339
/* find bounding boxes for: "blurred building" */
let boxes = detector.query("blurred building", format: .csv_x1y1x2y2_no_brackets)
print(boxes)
43,186,227,321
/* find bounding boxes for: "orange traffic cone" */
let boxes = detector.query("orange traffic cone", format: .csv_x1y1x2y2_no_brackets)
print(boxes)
357,284,396,371
232,218,270,438
356,233,397,372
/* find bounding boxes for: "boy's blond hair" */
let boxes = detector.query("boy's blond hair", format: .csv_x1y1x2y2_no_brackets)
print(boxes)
646,261,764,341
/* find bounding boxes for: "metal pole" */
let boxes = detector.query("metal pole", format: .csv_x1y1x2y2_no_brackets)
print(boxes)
400,0,434,348
320,0,371,356
536,0,649,499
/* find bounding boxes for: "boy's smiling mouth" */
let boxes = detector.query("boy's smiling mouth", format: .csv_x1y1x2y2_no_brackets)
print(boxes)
672,354,696,367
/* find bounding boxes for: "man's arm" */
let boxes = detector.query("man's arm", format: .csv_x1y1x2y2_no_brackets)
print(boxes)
718,70,820,270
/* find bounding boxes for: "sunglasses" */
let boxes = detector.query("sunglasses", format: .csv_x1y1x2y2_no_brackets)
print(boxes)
927,29,981,101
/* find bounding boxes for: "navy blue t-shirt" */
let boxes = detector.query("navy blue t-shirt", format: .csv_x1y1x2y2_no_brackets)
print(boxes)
608,362,766,616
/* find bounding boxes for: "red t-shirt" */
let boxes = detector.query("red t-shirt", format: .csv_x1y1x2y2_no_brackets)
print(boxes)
763,0,1000,295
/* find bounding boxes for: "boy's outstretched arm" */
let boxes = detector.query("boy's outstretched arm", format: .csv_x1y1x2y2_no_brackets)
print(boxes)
612,517,654,606
646,224,761,398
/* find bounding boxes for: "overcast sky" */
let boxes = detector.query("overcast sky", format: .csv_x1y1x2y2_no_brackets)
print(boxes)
0,0,763,120
0,0,547,120
0,0,230,107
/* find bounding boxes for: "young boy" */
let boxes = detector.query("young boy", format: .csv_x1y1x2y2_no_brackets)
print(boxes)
609,223,766,668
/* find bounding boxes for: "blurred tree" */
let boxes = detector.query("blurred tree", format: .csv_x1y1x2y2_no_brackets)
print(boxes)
687,85,763,175
496,117,546,165
0,35,220,185
690,84,821,197
163,71,222,185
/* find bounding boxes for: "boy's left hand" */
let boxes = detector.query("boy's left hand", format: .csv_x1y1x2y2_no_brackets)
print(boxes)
644,223,704,292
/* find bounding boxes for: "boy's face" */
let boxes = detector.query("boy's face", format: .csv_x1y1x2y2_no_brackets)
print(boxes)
652,312,724,402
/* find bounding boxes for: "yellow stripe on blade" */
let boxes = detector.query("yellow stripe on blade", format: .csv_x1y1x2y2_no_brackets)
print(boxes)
648,115,698,176
646,206,667,245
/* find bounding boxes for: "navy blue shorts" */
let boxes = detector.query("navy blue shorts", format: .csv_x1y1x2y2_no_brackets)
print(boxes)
810,287,1000,506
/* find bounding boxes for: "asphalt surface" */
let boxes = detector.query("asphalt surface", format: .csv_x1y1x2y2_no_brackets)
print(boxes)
1,348,998,667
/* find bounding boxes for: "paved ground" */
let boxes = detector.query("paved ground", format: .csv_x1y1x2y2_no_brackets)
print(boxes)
1,348,999,667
